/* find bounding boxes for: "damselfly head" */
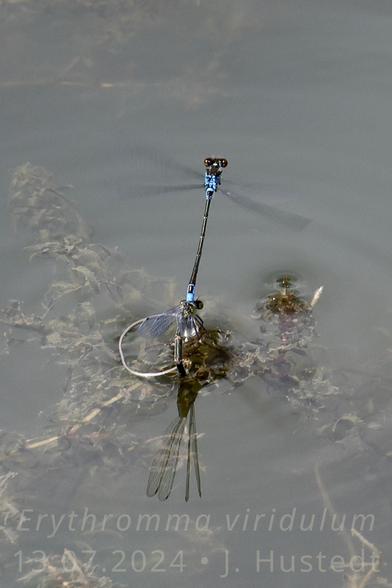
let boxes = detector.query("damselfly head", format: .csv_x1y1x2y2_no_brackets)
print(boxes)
203,157,228,170
194,299,204,310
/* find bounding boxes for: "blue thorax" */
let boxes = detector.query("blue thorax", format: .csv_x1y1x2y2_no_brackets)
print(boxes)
204,172,221,198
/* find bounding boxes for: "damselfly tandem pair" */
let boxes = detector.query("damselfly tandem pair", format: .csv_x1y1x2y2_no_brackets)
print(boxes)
118,154,310,501
119,154,311,378
119,157,230,377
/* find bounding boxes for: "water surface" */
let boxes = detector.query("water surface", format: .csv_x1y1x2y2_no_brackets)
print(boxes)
1,1,392,586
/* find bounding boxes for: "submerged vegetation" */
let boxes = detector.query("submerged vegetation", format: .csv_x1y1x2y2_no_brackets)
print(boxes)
0,163,390,585
0,163,388,461
1,163,237,495
17,548,119,588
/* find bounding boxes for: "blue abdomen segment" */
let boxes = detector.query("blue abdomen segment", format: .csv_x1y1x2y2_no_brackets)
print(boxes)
204,173,221,198
187,284,196,302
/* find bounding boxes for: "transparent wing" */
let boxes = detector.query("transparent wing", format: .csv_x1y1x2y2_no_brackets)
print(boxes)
225,177,287,195
125,183,201,199
190,404,202,498
146,417,184,498
146,417,187,501
138,307,179,338
178,315,202,339
185,404,201,502
157,418,186,501
185,420,191,503
128,144,306,219
129,144,201,181
219,188,311,231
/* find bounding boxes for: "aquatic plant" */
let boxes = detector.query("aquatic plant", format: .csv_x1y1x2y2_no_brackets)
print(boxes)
0,472,19,545
5,164,178,433
1,162,389,511
1,164,233,486
18,548,123,588
316,464,389,588
0,0,253,109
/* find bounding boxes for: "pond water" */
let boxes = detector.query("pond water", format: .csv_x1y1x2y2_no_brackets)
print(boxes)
0,1,392,587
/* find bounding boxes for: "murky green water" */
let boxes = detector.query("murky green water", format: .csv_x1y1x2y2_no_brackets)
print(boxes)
1,1,392,587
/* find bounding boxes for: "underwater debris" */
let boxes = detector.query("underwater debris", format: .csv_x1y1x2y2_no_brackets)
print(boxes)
1,164,182,464
253,273,317,319
264,274,310,316
229,274,337,414
315,464,389,588
1,162,389,513
1,162,236,498
18,548,123,588
0,1,240,110
9,164,176,312
10,163,90,243
252,273,319,355
0,472,19,545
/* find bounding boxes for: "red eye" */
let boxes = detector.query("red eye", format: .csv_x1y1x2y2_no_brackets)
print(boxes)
204,158,213,167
